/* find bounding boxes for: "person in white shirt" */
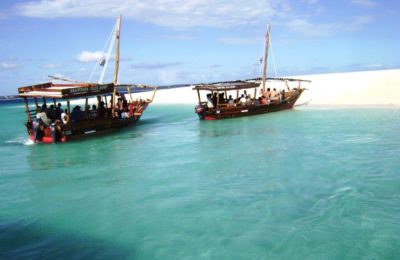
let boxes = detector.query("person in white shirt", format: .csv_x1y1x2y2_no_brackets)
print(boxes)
270,88,279,102
36,108,51,126
246,95,253,105
227,95,235,107
206,94,214,108
61,109,69,124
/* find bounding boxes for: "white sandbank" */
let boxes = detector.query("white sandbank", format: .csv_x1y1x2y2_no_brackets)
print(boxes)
151,69,400,106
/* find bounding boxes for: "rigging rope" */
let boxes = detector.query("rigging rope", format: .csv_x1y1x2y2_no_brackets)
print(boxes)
269,36,278,78
88,20,117,83
99,21,117,84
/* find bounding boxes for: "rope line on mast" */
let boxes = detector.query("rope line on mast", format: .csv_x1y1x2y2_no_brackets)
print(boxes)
88,20,118,83
269,35,278,78
100,20,118,84
99,24,117,84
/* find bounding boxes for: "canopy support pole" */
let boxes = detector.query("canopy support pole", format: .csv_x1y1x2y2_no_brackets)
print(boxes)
150,87,157,102
127,86,133,102
34,98,38,111
197,89,201,104
23,97,31,121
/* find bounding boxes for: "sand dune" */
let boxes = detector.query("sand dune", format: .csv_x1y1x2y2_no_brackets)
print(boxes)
150,69,400,106
298,69,400,105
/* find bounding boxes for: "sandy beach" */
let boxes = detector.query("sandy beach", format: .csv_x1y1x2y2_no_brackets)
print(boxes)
150,69,400,106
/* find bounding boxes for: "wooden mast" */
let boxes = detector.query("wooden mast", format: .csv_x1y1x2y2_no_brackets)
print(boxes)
262,24,270,93
112,15,122,116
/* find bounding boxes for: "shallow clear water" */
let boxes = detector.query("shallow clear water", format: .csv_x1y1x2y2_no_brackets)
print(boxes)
1,103,399,259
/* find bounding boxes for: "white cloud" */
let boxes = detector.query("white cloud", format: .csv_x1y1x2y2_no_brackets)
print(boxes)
14,0,283,28
162,34,195,41
286,15,374,37
286,19,336,37
131,62,181,70
43,63,62,69
13,0,376,38
1,62,19,69
346,15,375,31
218,37,260,45
301,0,318,4
351,0,376,8
76,51,106,63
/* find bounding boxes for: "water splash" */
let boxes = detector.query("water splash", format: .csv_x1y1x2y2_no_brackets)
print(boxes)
5,137,34,146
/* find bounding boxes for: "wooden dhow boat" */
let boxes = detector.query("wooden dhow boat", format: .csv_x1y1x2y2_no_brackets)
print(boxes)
18,16,156,143
193,78,309,120
193,25,310,120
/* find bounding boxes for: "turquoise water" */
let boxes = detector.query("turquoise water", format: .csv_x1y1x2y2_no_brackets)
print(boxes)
1,103,400,259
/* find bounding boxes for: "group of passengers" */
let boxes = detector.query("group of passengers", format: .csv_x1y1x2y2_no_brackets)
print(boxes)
260,87,284,104
206,87,285,109
70,102,107,122
35,97,144,128
112,96,130,119
34,103,65,141
36,103,64,126
109,95,144,119
33,95,144,141
206,91,254,108
36,102,107,126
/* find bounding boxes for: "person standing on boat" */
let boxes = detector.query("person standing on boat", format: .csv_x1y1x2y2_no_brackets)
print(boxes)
239,94,246,105
55,103,63,120
263,88,271,104
212,92,218,107
71,105,85,122
270,88,276,98
90,105,98,118
228,95,234,107
98,101,106,118
116,98,124,118
48,104,57,122
36,108,51,126
263,88,271,99
206,94,214,108
61,109,69,124
246,95,253,105
270,88,279,102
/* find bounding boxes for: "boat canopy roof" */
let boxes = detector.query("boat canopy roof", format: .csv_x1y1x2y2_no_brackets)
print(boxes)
18,82,115,99
18,82,156,99
193,77,311,92
248,77,311,83
193,81,260,91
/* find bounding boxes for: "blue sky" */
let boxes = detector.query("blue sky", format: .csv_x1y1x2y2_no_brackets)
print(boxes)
0,0,399,94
